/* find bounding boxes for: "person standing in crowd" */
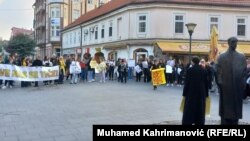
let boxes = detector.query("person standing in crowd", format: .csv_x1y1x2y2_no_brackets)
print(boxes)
99,57,107,83
135,60,142,82
65,56,71,80
21,57,28,88
87,54,94,82
151,59,160,90
0,55,3,87
43,56,52,85
108,59,115,81
80,57,86,82
82,54,89,82
51,55,59,85
117,58,122,82
32,56,43,87
70,57,81,84
2,55,15,89
58,56,65,84
176,64,183,87
216,37,247,125
244,58,250,101
142,58,149,83
128,59,134,80
120,59,128,83
166,61,173,86
182,56,208,125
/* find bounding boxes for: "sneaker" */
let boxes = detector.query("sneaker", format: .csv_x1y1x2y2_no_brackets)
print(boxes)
2,86,7,89
92,79,95,82
9,85,13,89
166,84,169,87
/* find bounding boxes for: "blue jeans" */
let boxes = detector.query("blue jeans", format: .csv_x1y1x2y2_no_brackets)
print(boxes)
128,67,133,79
87,70,93,82
81,68,87,81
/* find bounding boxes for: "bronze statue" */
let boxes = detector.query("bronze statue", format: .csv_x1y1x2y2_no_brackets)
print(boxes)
216,37,247,125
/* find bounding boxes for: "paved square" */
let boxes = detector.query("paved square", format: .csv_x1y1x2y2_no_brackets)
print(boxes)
0,81,249,141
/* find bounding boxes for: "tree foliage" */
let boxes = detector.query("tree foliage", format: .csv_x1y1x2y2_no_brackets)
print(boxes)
5,34,36,57
0,40,8,53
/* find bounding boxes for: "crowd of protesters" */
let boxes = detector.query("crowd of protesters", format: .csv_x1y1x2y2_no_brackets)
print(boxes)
0,53,249,102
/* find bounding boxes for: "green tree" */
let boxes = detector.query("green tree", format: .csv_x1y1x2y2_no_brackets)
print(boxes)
0,40,8,53
5,34,36,57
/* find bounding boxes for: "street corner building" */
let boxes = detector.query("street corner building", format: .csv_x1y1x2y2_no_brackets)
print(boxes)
61,0,250,63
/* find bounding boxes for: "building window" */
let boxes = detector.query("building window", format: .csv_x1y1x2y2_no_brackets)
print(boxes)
51,26,55,37
237,18,246,36
70,33,72,44
73,9,80,21
209,16,219,34
88,0,93,4
84,29,88,42
56,26,60,36
101,25,105,38
138,15,147,33
78,31,81,43
74,32,77,44
117,18,122,39
51,25,60,37
95,27,98,40
109,21,113,37
51,7,60,18
175,15,184,34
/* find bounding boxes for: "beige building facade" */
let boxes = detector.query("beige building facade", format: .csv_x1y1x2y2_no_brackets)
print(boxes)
62,0,250,64
33,0,111,58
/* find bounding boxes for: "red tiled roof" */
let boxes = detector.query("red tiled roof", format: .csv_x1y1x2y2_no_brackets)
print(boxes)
11,27,33,37
64,0,250,31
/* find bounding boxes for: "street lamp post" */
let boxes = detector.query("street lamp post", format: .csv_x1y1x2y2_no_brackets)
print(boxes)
44,0,47,58
185,23,197,63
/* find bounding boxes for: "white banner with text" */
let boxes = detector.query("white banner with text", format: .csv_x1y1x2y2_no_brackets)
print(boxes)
0,64,59,81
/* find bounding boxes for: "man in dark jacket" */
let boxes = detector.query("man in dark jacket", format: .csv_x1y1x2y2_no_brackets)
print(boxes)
216,37,247,125
182,56,208,125
32,56,43,87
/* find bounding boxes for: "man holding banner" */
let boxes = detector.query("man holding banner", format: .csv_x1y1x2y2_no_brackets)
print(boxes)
151,59,166,90
32,56,43,87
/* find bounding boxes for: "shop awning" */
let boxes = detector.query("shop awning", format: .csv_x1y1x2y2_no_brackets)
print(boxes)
156,41,250,56
156,41,210,54
218,43,250,55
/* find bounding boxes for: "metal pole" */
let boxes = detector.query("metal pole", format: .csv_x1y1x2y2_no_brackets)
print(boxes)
44,0,46,58
189,33,192,63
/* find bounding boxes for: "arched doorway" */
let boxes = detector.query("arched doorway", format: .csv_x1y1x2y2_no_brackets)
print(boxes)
134,48,148,62
108,51,118,61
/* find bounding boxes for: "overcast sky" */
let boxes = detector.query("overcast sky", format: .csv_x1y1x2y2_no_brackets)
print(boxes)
0,0,35,40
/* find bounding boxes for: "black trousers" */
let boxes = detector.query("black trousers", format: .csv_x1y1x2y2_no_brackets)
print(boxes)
109,66,114,80
221,118,239,125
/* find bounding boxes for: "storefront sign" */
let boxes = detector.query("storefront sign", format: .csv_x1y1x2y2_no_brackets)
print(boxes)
179,44,209,50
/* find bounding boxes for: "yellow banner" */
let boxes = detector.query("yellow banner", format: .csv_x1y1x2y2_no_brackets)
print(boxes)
151,68,166,86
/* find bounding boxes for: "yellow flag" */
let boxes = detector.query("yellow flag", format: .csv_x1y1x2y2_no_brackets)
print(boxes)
179,96,211,116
